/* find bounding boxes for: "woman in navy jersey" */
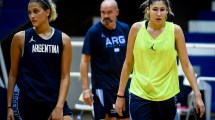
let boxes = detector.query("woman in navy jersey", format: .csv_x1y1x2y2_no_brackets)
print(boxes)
7,0,73,120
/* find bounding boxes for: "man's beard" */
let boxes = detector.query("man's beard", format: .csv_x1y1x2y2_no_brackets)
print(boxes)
102,18,113,25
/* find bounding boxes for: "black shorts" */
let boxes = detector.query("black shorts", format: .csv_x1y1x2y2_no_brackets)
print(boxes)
12,85,73,120
129,93,178,120
92,88,130,120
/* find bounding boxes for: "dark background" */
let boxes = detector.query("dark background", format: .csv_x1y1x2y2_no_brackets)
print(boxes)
52,0,212,36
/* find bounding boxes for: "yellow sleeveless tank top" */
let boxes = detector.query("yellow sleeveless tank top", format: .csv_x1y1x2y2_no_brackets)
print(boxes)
130,21,179,101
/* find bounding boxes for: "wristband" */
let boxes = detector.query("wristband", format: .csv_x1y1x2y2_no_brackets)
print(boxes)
117,94,125,98
7,106,12,108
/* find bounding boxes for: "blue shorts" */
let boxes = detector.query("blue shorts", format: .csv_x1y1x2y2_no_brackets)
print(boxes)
130,93,178,120
12,85,73,120
92,86,130,119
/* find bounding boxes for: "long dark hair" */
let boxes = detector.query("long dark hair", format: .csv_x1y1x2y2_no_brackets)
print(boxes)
140,0,174,20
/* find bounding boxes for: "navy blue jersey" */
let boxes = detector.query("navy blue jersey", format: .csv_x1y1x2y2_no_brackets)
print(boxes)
82,21,130,89
17,28,63,104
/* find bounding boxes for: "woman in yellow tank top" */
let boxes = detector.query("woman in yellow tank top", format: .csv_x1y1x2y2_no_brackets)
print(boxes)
115,0,205,119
